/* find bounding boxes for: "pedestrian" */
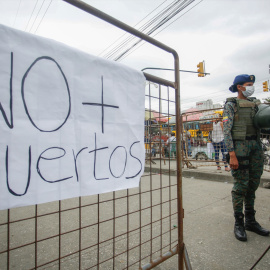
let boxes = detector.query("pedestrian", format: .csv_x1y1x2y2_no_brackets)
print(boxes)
196,129,203,146
207,131,214,159
151,134,158,157
182,130,191,157
212,117,230,171
223,74,269,241
186,129,192,156
166,132,177,157
164,134,169,157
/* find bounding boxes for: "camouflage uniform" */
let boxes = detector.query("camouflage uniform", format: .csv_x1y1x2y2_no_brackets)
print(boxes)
223,98,264,214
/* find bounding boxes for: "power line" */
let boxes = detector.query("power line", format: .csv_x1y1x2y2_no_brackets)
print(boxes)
13,0,22,27
119,0,204,62
113,0,195,61
25,0,40,31
103,0,182,60
98,0,170,57
152,0,204,39
119,1,194,61
28,0,46,33
103,0,197,61
34,0,54,34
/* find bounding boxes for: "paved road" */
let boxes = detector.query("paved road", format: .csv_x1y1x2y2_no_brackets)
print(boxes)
150,175,270,270
1,167,269,269
181,176,270,270
144,160,270,270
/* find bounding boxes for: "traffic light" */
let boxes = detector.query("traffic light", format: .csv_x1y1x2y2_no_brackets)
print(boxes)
197,61,205,77
263,81,268,92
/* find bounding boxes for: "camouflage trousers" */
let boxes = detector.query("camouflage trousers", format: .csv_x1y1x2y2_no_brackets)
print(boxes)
231,140,264,214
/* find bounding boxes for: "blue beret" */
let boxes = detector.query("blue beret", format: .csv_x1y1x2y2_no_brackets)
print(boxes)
233,74,255,85
229,74,255,92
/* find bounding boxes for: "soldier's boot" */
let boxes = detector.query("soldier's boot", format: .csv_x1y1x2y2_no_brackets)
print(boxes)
245,209,269,236
234,213,247,241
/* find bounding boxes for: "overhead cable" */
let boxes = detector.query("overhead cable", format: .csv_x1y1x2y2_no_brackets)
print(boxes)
34,0,54,33
102,0,197,61
120,0,204,61
111,0,193,60
13,0,22,27
28,0,46,33
114,0,194,61
98,0,170,57
25,0,40,31
103,0,181,59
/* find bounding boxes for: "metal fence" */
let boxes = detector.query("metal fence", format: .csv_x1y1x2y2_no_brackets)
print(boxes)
0,83,183,270
181,107,270,172
0,1,188,269
181,107,226,169
261,132,270,172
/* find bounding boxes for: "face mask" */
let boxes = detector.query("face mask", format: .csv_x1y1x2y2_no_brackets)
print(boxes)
242,85,255,97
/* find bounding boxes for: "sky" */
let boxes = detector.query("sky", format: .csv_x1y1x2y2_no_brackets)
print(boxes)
1,0,270,111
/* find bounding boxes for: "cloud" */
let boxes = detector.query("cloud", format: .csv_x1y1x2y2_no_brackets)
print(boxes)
1,0,270,109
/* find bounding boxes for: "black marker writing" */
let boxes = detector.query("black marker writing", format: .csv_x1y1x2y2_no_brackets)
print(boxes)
21,56,71,132
109,146,127,178
6,146,31,196
0,52,14,128
37,147,73,183
89,133,109,180
73,147,88,182
126,141,142,179
82,76,119,133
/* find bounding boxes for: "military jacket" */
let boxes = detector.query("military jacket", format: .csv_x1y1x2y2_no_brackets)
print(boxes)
223,97,260,152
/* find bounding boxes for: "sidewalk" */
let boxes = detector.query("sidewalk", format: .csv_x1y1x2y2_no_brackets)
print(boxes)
1,169,268,269
144,160,270,270
181,176,270,270
144,158,270,187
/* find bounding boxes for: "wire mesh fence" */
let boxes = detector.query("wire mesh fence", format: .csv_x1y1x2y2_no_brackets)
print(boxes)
181,108,226,170
180,107,270,173
261,132,270,172
0,80,183,270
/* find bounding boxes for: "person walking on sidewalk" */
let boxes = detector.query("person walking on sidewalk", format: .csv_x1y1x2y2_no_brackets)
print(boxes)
166,133,177,157
223,74,269,241
212,117,230,171
182,129,192,157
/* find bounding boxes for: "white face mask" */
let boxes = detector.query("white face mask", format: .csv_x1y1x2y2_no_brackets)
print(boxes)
242,85,255,97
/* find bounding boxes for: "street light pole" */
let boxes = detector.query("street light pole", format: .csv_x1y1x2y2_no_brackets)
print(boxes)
141,67,210,76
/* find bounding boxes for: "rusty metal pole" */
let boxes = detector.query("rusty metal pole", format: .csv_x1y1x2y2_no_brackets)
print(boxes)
173,52,184,270
62,1,184,269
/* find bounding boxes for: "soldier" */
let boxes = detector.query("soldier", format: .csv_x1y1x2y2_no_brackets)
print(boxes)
223,74,269,241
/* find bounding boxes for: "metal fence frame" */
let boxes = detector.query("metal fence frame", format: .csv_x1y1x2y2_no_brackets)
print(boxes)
61,1,185,268
0,1,188,269
180,107,270,172
181,107,225,168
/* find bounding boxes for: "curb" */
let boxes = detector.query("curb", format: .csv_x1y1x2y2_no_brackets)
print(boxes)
144,166,269,187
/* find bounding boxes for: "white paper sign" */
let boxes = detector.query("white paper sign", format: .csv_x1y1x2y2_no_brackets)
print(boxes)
0,24,145,210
